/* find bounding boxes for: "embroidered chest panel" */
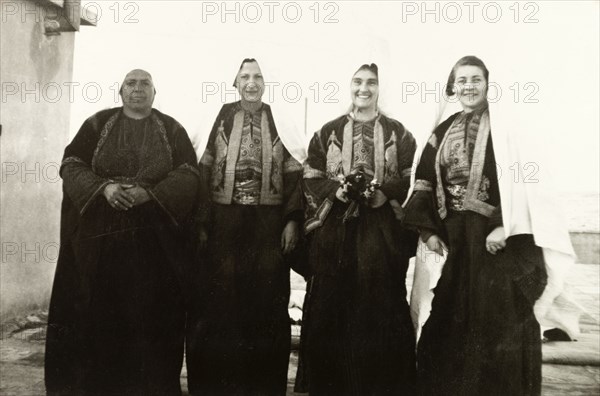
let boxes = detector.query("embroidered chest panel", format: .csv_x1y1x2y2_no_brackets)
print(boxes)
324,119,400,184
92,113,173,185
210,108,285,202
351,121,375,177
440,112,480,185
236,111,263,177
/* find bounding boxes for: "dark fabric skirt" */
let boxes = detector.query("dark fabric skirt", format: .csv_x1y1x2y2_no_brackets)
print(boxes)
186,204,291,396
417,210,546,396
301,202,416,396
45,201,187,396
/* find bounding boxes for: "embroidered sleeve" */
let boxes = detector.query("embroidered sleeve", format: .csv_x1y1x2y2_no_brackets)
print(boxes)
403,132,442,237
488,203,503,232
283,151,303,174
195,109,225,224
379,128,416,202
282,147,303,223
60,117,111,215
61,159,111,215
149,123,200,226
303,130,340,233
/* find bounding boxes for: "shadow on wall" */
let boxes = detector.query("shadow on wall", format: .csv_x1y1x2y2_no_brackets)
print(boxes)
1,0,95,320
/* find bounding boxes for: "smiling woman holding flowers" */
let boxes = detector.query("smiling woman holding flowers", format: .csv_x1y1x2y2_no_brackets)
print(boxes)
300,63,418,395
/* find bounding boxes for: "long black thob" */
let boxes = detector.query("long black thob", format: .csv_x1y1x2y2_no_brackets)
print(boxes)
45,108,200,395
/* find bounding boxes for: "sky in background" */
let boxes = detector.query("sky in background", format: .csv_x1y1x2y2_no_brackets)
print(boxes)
71,0,600,192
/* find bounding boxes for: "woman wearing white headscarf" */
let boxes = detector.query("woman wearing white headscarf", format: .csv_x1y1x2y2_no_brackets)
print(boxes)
301,63,418,395
185,58,304,396
404,55,579,396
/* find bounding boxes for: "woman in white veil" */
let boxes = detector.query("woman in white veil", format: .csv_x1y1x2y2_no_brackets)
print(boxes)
405,55,583,396
300,62,418,395
186,55,305,396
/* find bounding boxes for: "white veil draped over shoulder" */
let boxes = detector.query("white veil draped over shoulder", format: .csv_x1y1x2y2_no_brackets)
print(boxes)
192,48,308,163
410,58,586,341
491,66,585,339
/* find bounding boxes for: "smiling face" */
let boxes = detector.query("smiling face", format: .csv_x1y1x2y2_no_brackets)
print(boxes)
351,69,379,113
454,65,488,112
121,69,155,113
236,61,264,104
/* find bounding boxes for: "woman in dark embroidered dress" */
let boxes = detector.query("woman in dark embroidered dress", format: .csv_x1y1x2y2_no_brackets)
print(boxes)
185,59,303,396
45,70,200,395
300,64,417,395
403,56,547,396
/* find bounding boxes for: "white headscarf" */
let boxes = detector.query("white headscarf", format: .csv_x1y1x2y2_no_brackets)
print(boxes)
193,49,307,163
303,36,415,143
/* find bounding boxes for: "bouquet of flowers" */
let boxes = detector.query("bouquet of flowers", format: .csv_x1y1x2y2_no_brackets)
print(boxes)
338,169,381,206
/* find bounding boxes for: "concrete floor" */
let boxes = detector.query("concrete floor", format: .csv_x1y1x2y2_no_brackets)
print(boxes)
1,337,598,395
1,263,598,395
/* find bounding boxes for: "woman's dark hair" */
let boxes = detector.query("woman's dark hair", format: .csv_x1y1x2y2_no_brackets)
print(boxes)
233,58,258,87
353,63,379,80
445,56,489,96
